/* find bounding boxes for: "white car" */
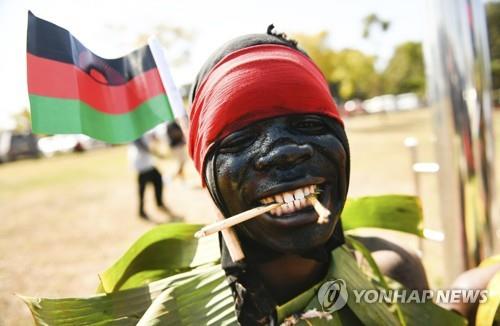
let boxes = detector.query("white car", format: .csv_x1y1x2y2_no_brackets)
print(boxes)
38,135,79,156
396,93,421,111
363,95,399,113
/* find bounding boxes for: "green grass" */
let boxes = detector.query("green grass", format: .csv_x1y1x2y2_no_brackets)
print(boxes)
0,146,129,196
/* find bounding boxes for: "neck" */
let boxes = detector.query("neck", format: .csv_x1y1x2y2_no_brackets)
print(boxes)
256,254,328,305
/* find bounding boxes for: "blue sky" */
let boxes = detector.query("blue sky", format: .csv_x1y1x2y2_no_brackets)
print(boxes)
0,0,426,129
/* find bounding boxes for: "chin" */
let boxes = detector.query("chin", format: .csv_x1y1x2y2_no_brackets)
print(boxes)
275,227,337,253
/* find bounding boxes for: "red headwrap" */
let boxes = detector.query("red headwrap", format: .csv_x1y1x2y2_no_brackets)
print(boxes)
188,44,342,182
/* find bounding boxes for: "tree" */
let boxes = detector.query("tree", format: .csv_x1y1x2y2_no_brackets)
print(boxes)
362,13,390,39
486,1,500,91
292,31,336,81
292,32,380,100
330,49,380,99
383,42,425,96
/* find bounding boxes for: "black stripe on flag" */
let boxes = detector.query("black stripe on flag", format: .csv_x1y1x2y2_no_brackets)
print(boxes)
27,11,157,85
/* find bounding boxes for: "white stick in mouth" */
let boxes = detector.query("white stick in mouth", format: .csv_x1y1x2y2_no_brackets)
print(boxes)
194,202,282,238
214,211,245,262
194,194,331,238
309,196,330,224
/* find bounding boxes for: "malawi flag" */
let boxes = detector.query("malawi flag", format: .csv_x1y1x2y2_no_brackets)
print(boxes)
27,11,178,143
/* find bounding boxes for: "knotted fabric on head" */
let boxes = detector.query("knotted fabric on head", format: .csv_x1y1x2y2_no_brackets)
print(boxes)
188,44,342,183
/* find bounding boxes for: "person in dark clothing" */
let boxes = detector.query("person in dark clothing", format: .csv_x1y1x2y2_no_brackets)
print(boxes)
137,167,164,218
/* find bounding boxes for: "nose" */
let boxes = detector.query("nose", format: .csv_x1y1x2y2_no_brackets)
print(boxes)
255,143,313,171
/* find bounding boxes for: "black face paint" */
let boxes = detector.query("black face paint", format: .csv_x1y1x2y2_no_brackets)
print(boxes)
206,114,349,254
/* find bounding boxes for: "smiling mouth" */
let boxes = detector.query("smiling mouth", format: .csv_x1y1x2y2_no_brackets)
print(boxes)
259,184,319,216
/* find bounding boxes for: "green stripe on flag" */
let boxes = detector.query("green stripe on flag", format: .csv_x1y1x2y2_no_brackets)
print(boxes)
29,94,174,143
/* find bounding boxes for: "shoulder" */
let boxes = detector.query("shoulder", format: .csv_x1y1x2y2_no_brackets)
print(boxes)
350,235,429,291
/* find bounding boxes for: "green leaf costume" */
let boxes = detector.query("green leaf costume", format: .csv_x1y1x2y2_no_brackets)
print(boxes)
23,195,494,325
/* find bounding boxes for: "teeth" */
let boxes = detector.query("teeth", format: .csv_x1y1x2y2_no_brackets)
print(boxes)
260,184,320,216
294,189,305,200
293,189,303,210
300,198,307,207
283,192,296,213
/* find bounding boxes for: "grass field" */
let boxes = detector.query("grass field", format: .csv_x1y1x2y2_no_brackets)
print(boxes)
1,109,499,325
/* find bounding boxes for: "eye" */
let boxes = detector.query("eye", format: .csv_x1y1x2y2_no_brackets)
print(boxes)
218,132,256,153
291,116,328,134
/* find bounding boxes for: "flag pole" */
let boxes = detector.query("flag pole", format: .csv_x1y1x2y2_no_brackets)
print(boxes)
147,36,189,136
147,36,245,262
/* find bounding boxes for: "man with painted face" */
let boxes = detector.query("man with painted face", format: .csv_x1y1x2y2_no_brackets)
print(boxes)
188,27,428,324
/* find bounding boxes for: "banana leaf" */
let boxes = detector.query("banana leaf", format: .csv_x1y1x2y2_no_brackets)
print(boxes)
336,240,465,326
22,264,230,325
23,195,462,325
136,267,236,325
328,246,401,326
345,236,407,326
22,224,230,325
342,195,423,237
276,245,401,326
277,245,403,326
275,245,467,326
98,223,220,293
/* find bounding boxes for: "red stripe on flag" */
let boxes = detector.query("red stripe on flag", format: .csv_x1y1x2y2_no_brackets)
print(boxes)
27,53,166,115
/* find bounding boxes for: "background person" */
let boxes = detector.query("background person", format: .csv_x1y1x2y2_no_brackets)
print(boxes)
128,134,167,219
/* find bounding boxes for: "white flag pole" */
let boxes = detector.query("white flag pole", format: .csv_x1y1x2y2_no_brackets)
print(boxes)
147,36,189,136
